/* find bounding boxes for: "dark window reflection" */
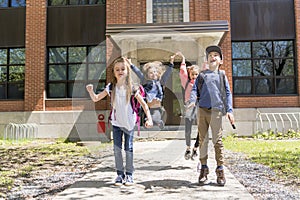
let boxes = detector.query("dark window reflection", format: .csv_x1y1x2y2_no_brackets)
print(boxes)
0,0,25,7
0,48,25,99
232,40,296,95
48,0,105,5
0,0,9,7
8,83,24,99
47,45,106,98
253,41,272,58
11,0,25,7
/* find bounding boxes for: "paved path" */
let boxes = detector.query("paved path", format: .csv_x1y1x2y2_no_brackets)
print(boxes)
53,140,254,200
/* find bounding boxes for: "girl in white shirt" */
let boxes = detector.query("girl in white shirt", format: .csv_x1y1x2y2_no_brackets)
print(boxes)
86,57,153,186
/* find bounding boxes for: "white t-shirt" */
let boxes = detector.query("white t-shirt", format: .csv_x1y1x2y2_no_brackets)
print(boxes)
105,83,137,131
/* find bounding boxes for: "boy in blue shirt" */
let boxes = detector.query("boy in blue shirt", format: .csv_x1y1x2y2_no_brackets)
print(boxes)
189,45,234,186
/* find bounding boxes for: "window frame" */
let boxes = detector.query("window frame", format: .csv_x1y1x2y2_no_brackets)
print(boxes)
231,40,297,96
0,0,26,7
0,47,25,100
46,45,106,99
47,0,105,6
147,0,189,23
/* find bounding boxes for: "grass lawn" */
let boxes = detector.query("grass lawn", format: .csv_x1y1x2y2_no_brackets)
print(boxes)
223,137,300,182
0,139,109,198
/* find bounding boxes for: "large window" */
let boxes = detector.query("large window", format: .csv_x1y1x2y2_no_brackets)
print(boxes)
232,41,296,95
0,48,25,99
152,0,183,23
0,0,25,7
47,45,106,98
48,0,105,6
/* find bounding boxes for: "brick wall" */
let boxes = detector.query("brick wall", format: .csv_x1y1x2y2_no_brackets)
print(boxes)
190,0,209,21
0,101,24,111
24,0,47,111
106,0,146,24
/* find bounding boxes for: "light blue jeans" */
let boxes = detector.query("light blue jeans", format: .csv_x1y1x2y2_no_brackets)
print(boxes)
112,126,134,176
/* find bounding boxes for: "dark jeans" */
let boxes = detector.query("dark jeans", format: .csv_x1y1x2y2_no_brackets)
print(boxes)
112,126,134,176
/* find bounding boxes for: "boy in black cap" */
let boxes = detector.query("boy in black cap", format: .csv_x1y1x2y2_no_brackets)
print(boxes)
188,45,234,186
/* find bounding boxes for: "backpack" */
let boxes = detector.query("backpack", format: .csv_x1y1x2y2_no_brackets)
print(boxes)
108,83,146,136
196,70,227,115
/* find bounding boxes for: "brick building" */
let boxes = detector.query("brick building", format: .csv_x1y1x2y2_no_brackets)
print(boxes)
0,0,299,139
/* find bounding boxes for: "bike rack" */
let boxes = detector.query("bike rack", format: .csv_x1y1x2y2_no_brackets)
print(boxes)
4,123,38,140
256,110,299,133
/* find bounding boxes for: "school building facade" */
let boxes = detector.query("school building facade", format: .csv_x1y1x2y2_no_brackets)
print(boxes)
0,0,299,140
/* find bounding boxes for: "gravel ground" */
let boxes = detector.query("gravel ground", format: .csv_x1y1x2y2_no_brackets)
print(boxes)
224,150,300,200
5,141,300,200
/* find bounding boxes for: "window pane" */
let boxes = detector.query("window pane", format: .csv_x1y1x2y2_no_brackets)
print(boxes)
10,48,25,64
11,0,25,7
48,83,65,98
89,0,106,5
69,0,86,4
153,0,183,23
233,79,251,94
88,46,106,62
8,83,24,99
49,48,67,63
232,42,251,58
253,41,272,58
48,0,66,5
274,59,294,76
232,60,251,76
0,0,8,7
276,78,296,94
95,81,106,93
69,47,86,63
274,41,293,58
69,82,86,98
255,78,273,94
0,66,7,82
9,66,25,82
0,84,5,99
49,65,66,80
254,60,273,76
69,64,86,80
88,64,106,80
0,49,7,64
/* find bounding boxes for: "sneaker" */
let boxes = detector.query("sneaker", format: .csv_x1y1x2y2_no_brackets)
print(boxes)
191,149,198,160
124,175,134,186
198,168,209,185
216,168,226,186
184,149,191,160
114,175,124,186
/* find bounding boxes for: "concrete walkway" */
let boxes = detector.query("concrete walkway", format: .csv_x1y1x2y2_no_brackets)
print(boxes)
53,139,254,200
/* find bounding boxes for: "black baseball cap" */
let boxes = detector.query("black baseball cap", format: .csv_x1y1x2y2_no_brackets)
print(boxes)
206,45,223,60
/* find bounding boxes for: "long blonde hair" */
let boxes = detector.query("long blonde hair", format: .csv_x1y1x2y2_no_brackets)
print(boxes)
142,61,165,80
110,57,132,106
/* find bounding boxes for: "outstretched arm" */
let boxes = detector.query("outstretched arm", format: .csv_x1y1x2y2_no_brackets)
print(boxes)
161,54,176,85
86,84,109,102
177,51,188,88
125,58,145,80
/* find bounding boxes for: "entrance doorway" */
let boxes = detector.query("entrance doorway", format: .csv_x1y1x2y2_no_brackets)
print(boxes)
163,63,184,126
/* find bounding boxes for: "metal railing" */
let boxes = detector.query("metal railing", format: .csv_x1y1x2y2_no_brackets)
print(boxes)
4,123,38,140
256,110,300,133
